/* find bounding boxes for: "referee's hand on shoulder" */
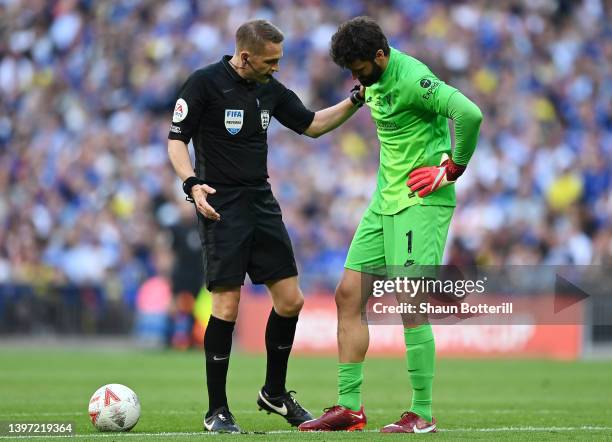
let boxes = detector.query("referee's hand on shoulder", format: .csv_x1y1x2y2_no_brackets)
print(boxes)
192,184,221,221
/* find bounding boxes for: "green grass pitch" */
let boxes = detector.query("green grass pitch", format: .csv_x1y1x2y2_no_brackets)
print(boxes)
0,349,611,441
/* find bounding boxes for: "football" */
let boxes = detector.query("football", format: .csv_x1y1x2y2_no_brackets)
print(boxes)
88,384,141,432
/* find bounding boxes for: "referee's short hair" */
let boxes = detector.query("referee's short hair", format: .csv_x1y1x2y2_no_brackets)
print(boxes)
236,19,284,54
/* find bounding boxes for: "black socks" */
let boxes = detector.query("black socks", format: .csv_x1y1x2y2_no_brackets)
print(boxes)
204,315,235,414
264,308,299,396
204,309,299,412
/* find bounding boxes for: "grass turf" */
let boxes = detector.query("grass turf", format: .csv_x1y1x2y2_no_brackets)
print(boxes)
0,349,611,441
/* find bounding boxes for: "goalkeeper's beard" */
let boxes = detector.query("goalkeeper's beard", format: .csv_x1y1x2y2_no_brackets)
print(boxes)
358,62,383,87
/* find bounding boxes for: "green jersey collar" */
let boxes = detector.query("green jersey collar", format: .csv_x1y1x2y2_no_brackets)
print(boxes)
377,46,398,85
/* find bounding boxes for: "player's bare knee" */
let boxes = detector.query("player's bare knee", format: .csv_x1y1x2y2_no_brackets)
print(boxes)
335,281,360,311
290,293,305,315
212,303,239,322
211,294,240,322
275,292,304,316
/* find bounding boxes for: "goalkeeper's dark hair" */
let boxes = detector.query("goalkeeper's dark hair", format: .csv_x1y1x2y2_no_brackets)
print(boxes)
236,19,284,54
330,16,390,68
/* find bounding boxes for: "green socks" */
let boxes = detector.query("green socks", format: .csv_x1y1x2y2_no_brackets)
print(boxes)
336,325,435,419
404,324,435,422
337,362,363,411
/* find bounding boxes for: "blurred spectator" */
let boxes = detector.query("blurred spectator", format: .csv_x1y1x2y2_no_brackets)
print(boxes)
0,0,610,311
166,201,203,348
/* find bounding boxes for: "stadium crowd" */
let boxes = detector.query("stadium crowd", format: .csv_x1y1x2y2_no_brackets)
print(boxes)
0,0,610,310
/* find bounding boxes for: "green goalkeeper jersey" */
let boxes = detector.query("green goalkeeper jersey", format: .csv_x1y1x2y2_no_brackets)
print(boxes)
365,47,482,215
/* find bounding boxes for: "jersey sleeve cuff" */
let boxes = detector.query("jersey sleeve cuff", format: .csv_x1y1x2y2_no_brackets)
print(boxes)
296,111,315,135
168,132,191,144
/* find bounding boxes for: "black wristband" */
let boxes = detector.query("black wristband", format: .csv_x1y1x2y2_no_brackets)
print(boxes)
349,85,365,108
182,176,205,203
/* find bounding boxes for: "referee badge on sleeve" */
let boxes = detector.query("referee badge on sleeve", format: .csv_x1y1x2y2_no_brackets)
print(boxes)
173,98,188,122
260,110,270,131
224,109,244,135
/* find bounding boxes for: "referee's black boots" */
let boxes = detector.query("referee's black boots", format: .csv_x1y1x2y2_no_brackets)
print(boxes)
203,406,241,433
257,388,314,427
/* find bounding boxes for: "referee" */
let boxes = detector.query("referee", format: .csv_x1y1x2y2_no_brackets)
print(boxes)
167,19,364,433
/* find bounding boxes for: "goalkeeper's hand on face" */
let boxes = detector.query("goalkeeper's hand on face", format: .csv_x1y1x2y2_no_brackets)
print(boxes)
406,153,466,198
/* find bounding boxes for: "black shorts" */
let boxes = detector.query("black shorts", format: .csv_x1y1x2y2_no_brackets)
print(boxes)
197,183,298,291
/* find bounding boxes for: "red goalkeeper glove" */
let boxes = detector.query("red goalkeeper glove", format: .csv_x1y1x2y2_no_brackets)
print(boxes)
407,154,466,198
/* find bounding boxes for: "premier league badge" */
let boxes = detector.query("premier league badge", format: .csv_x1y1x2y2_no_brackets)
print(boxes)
260,110,270,131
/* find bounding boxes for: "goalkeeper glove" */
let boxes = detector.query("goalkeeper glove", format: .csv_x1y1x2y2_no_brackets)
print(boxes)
407,153,466,198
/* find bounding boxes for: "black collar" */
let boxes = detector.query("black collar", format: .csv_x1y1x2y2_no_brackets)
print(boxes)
222,55,256,87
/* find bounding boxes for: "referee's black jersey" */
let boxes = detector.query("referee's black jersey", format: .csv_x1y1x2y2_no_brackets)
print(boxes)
168,56,315,186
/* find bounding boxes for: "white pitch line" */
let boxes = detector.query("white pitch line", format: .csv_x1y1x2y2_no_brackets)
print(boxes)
0,413,82,417
446,426,612,432
0,427,611,439
0,408,578,418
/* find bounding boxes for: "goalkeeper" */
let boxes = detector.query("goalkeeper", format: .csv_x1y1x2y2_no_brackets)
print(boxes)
299,16,482,433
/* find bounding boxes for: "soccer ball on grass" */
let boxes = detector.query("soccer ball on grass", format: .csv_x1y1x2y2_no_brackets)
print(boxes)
88,384,140,432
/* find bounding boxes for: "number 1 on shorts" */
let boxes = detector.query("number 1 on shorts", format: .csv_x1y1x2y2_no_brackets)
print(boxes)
405,230,414,267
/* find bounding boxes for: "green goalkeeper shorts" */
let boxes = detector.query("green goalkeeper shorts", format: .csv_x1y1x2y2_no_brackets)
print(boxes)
345,204,453,275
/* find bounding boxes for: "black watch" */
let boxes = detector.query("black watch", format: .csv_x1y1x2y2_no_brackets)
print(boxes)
182,176,205,203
